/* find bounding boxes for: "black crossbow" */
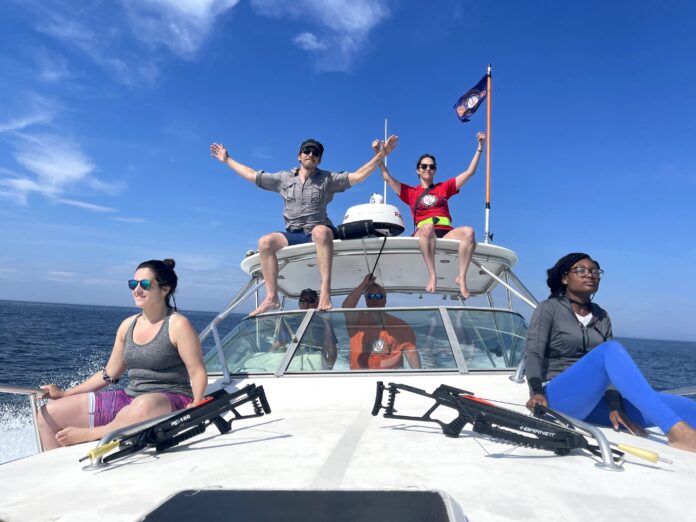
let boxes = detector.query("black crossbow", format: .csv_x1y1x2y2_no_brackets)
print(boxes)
82,383,271,465
372,381,624,462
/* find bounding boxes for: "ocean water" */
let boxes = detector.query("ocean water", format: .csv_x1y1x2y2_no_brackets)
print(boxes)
1,300,694,464
0,300,226,465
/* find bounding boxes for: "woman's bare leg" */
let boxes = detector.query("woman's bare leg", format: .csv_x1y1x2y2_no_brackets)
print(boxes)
55,393,173,447
444,226,476,298
37,393,90,450
416,224,437,293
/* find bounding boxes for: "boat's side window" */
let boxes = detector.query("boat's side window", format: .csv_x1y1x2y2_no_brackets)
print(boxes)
447,309,527,369
204,313,308,374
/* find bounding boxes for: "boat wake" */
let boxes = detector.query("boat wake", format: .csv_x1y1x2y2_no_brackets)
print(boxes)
0,402,39,464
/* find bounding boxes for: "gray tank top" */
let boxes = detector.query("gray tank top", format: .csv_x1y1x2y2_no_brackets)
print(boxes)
124,311,193,398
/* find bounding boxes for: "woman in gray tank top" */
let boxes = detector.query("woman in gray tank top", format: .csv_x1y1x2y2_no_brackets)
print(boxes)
37,259,207,450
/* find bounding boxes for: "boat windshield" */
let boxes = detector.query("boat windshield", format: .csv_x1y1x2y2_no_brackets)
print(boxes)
203,307,526,375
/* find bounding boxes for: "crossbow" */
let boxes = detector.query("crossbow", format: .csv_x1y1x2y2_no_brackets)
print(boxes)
81,383,271,466
372,381,624,463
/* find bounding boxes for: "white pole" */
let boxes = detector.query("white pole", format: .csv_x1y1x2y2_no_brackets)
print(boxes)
383,118,388,203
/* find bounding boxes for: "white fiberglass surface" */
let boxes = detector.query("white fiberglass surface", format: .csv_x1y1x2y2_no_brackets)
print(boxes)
203,308,527,375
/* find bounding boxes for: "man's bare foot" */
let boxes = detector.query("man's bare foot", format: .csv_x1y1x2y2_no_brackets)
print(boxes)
56,427,95,447
455,275,470,299
318,294,332,311
425,274,437,293
667,421,696,453
249,298,280,317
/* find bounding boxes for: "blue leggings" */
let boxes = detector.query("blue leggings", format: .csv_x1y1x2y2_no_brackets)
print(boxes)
545,340,696,434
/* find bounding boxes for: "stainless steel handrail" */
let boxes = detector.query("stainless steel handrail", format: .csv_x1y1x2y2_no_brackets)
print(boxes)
665,386,696,397
560,414,623,471
0,383,45,453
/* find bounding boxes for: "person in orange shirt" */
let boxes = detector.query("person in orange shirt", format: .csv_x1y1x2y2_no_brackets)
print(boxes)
342,275,421,370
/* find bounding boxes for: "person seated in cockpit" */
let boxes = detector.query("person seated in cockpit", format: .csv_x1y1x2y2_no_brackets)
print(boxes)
342,275,421,370
272,288,337,369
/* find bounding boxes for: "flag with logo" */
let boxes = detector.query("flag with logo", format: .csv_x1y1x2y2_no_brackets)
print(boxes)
453,75,487,122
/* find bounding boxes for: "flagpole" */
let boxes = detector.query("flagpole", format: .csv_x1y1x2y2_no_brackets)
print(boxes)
383,118,388,203
483,64,492,244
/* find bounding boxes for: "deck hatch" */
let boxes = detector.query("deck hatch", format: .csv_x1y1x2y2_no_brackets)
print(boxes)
144,489,453,521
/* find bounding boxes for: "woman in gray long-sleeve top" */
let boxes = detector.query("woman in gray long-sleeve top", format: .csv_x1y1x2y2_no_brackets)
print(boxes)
524,252,696,453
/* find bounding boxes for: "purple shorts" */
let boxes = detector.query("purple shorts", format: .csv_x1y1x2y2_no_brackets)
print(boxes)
89,389,192,428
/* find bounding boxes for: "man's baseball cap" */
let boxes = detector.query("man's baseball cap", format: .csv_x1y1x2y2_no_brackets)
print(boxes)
299,139,324,156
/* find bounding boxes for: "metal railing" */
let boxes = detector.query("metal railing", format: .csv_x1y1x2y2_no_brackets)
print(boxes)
0,383,45,453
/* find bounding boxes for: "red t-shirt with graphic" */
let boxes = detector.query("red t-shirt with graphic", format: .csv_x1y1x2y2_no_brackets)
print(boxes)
399,178,459,232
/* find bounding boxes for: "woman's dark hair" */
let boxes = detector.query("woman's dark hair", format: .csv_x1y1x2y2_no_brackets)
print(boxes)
546,252,600,298
416,153,437,170
137,258,178,310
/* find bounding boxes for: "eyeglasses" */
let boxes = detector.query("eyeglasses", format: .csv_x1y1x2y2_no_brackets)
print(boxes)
366,293,384,300
299,297,317,304
568,267,604,279
301,147,321,157
418,163,437,171
128,279,154,290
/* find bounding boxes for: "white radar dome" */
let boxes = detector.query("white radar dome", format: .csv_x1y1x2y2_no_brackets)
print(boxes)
342,198,405,237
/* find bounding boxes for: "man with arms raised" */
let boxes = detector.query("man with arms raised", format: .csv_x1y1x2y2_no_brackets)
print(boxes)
211,137,398,316
342,274,421,370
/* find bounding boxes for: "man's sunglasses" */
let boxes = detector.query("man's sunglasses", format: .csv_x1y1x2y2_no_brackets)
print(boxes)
128,279,154,290
299,297,317,304
418,163,437,171
301,147,321,157
366,293,384,300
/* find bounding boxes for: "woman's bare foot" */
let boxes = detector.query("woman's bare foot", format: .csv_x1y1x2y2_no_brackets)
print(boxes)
249,298,280,317
318,294,333,311
56,427,96,447
425,274,437,293
455,275,470,299
667,421,696,452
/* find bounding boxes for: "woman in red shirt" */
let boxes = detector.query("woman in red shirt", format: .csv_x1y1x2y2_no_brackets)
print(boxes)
373,132,485,296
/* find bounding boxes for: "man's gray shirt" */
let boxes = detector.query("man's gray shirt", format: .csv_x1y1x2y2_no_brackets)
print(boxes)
255,167,351,233
524,296,613,386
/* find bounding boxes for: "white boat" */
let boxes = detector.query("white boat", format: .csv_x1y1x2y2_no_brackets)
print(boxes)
2,221,695,521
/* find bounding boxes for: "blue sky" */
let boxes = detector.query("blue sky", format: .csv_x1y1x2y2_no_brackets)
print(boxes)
1,0,695,341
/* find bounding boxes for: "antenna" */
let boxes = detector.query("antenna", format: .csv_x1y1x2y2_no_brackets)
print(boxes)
383,118,388,203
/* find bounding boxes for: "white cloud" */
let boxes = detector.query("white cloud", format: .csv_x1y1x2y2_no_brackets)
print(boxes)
33,49,73,83
0,128,124,211
28,1,240,84
47,270,79,280
114,217,147,223
293,32,328,51
87,177,127,196
251,0,390,71
121,0,241,59
0,167,60,204
14,134,95,187
0,96,56,133
54,198,117,213
33,4,160,86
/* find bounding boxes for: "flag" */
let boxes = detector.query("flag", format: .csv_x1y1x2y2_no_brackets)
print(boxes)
453,75,487,122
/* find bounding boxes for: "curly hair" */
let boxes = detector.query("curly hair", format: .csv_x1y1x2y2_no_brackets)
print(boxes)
546,252,600,298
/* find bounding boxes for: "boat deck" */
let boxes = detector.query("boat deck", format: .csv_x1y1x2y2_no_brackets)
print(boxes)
2,373,694,521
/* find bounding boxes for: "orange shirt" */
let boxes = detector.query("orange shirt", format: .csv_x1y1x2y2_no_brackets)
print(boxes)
346,311,417,369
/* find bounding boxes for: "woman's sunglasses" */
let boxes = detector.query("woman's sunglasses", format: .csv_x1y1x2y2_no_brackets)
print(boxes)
128,279,154,290
418,163,437,171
